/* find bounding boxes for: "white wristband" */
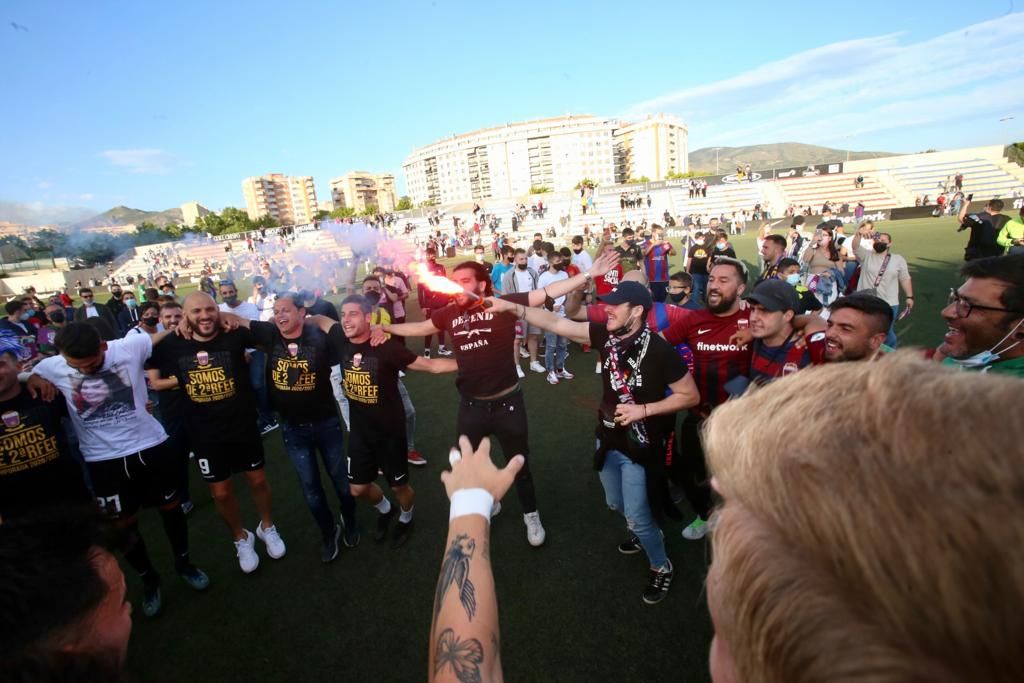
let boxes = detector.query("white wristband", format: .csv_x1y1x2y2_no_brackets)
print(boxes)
449,488,494,522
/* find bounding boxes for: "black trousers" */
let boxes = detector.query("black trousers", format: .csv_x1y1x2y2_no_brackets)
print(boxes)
673,413,712,520
457,390,537,513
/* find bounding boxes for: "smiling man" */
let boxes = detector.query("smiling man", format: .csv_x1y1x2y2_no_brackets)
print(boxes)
823,294,893,362
746,279,826,384
939,254,1024,377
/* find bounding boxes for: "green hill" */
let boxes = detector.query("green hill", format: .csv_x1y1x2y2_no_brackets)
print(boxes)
74,205,183,229
688,142,896,175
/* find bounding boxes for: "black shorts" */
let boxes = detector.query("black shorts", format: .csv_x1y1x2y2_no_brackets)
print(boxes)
88,442,181,518
348,424,408,487
192,431,265,483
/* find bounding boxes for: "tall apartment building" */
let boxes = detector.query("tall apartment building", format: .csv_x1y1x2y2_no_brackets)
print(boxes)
180,201,210,227
613,113,688,182
402,113,688,205
330,172,397,213
241,173,319,225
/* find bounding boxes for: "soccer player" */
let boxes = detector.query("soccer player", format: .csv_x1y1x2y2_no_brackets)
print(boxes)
150,293,286,573
28,322,208,617
319,295,457,549
486,281,699,603
376,252,620,546
642,225,676,302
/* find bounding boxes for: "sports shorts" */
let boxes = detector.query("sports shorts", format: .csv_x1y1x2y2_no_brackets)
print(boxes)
347,424,408,488
88,441,180,518
191,430,265,483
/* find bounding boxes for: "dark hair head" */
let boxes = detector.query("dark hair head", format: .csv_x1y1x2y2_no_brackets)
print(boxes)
960,254,1024,318
710,256,749,283
5,300,25,316
513,248,526,256
778,257,801,271
362,275,381,285
473,244,485,252
0,507,117,663
571,235,584,245
622,227,635,237
453,261,494,296
765,234,788,250
139,301,160,316
532,240,544,252
340,294,373,315
501,245,515,257
829,293,894,334
144,288,159,302
159,301,182,312
277,292,305,311
559,247,572,259
988,199,1005,212
669,271,693,285
54,323,102,358
79,288,93,296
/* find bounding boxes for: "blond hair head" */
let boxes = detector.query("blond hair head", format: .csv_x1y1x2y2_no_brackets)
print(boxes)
704,352,1024,682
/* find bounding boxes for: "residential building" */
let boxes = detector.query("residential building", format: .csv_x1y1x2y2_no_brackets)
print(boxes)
241,173,319,225
401,113,688,205
180,201,210,227
330,172,397,213
613,113,688,182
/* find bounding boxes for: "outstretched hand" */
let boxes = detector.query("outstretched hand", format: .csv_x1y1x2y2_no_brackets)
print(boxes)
442,436,524,502
483,297,514,314
588,250,620,278
369,325,388,347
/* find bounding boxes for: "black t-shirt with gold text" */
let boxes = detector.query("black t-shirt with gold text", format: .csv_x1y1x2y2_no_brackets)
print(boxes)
0,389,88,518
249,321,339,423
338,337,417,433
151,329,257,443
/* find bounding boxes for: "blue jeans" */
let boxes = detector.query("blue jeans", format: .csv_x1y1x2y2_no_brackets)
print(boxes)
249,350,274,427
690,273,708,302
598,449,667,568
544,331,567,371
281,416,356,540
887,305,899,348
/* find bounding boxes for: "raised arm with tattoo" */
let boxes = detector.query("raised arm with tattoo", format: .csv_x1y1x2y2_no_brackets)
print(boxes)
486,297,592,345
523,250,620,306
430,436,524,683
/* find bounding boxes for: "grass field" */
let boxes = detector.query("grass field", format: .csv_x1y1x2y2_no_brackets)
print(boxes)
122,216,968,683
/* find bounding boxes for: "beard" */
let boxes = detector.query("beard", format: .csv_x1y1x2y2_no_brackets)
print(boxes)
706,290,737,314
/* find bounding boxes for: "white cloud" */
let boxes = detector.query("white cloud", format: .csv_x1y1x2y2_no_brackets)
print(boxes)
624,12,1024,149
100,148,181,174
0,201,94,225
79,193,94,201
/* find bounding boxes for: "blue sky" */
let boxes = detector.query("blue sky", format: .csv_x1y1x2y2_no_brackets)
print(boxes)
3,0,1023,224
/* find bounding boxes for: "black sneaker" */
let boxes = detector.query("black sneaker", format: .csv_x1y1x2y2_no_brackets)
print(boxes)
341,518,360,548
374,507,396,542
618,535,642,555
175,562,210,591
642,561,674,605
321,525,341,563
391,519,415,549
141,573,163,618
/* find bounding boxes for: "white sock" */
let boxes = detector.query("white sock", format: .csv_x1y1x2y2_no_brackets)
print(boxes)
399,506,414,523
374,498,392,514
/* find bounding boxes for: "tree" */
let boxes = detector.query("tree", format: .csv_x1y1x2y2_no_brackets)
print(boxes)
574,178,596,190
0,235,30,251
31,229,68,254
418,199,438,208
529,186,551,194
396,196,413,211
314,209,331,220
330,206,356,219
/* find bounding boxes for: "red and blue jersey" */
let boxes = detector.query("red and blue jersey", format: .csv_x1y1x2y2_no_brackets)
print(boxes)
643,242,672,282
749,332,827,384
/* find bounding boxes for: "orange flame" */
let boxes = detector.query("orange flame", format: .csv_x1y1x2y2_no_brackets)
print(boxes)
411,262,464,295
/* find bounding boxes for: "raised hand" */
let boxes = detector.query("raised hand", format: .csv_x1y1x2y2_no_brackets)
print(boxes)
442,436,524,502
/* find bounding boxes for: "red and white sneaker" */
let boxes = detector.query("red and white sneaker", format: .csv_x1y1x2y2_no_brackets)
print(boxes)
557,368,575,380
407,450,427,466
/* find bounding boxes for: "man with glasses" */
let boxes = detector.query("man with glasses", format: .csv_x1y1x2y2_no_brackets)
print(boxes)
852,224,914,348
938,254,1024,377
73,288,118,333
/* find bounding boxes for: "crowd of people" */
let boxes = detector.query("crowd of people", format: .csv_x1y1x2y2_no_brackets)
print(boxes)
1,193,1022,680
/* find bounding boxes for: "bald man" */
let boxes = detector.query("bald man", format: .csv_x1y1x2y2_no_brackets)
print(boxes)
150,293,287,573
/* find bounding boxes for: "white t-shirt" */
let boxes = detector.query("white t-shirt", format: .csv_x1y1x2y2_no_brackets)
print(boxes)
527,254,546,273
219,301,260,320
537,270,569,316
514,269,535,293
32,333,167,461
249,293,276,322
571,249,593,272
84,305,99,318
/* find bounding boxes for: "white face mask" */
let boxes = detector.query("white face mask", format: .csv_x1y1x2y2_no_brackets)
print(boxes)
475,253,484,262
951,318,1024,368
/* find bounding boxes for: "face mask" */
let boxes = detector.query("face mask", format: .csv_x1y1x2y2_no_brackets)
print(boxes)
19,311,31,321
111,291,122,299
716,243,726,250
951,318,1024,368
142,316,159,328
49,311,65,323
873,242,889,254
786,273,801,286
572,248,582,254
223,295,239,306
554,262,566,271
668,291,687,303
516,263,528,270
475,254,484,262
126,299,137,309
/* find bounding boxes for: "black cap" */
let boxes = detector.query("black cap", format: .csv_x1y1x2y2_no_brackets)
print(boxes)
598,281,653,309
746,279,800,312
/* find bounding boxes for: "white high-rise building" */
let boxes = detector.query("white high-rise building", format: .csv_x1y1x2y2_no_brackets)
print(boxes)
613,113,688,182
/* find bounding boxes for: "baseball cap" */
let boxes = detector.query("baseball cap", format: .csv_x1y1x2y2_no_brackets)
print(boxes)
746,279,800,313
598,281,653,309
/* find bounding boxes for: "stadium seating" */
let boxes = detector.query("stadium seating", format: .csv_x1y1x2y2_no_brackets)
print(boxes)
774,172,900,211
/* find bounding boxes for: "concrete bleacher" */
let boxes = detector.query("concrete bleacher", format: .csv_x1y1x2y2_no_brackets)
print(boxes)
775,172,900,211
668,182,769,221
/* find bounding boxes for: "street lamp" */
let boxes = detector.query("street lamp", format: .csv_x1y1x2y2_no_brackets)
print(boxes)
712,147,721,175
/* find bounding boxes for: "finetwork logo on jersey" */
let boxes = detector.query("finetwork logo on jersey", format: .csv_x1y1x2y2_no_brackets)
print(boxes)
695,340,749,352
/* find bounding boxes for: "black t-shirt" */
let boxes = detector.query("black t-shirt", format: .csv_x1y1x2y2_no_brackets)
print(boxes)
150,329,257,443
687,245,711,275
337,337,417,433
0,389,88,518
249,321,339,423
307,299,339,321
589,323,687,459
430,293,530,398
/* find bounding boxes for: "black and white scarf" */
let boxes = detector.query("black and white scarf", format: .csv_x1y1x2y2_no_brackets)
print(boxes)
604,325,653,446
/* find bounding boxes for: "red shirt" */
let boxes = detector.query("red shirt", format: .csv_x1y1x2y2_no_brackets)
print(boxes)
675,308,752,415
594,266,624,296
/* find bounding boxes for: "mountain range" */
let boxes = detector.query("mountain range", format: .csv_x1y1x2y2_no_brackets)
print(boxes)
72,205,184,229
688,142,895,175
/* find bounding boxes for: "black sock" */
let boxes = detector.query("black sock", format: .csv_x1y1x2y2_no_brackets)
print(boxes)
159,506,190,570
122,523,159,586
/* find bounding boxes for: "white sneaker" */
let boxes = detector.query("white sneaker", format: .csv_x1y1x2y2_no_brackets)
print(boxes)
516,364,525,379
595,360,602,374
490,501,502,518
681,517,708,540
557,368,575,380
524,511,546,546
256,522,287,559
234,529,259,574
529,361,545,373
546,370,559,385
437,345,453,357
519,347,530,359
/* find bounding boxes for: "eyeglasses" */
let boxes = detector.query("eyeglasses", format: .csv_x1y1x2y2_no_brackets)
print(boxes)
947,289,1021,318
